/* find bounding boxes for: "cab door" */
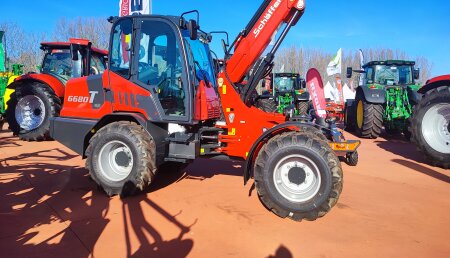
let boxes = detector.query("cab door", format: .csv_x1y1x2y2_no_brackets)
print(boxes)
108,17,191,123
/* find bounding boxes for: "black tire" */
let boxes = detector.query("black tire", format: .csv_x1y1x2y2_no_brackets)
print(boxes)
411,86,450,169
354,93,384,139
345,151,358,166
86,121,156,197
297,101,310,116
254,131,343,221
344,102,356,132
6,82,61,141
256,98,277,113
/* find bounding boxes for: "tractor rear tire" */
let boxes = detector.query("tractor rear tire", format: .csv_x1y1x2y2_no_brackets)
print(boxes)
254,131,343,221
411,86,450,169
6,83,61,141
86,121,156,197
256,98,277,113
354,93,384,139
344,101,356,132
297,101,310,116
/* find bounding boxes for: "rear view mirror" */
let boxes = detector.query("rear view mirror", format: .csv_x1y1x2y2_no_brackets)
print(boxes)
188,19,198,40
414,68,420,80
346,67,353,78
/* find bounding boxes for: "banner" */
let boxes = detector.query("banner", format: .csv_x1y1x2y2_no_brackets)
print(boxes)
326,48,342,76
359,49,365,69
119,0,151,17
306,68,327,119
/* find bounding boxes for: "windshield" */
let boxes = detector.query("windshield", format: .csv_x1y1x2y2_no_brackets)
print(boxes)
184,33,216,87
373,65,413,85
42,50,73,82
274,76,297,92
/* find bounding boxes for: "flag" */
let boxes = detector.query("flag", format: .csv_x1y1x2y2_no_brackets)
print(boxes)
326,48,342,76
359,49,365,68
119,0,151,17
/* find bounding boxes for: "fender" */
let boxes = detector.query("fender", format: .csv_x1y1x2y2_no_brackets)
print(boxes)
296,91,310,101
357,86,386,104
9,73,65,97
418,78,450,94
243,121,318,185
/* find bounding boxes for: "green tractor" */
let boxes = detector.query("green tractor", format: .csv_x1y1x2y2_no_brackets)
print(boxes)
345,60,421,139
0,31,24,129
256,73,310,116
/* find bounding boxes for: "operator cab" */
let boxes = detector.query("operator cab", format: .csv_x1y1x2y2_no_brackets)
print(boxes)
41,41,107,84
108,14,219,122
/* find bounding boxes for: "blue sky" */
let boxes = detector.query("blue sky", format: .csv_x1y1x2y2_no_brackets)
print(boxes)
1,0,449,76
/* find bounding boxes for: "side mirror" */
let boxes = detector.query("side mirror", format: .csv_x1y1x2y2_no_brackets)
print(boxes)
414,68,420,80
187,19,198,40
346,67,353,79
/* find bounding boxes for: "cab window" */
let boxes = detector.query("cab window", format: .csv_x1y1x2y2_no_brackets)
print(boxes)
137,20,186,117
110,19,132,78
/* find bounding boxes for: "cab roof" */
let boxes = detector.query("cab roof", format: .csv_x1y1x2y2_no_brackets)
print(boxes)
363,60,415,68
40,38,108,56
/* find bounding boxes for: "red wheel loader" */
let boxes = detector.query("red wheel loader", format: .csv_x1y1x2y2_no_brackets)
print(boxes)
50,0,359,221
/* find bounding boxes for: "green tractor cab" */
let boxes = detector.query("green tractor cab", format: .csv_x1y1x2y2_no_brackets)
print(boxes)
345,60,421,139
256,73,310,116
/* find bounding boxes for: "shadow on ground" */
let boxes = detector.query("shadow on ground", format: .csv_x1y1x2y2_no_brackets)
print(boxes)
0,149,199,257
392,159,450,184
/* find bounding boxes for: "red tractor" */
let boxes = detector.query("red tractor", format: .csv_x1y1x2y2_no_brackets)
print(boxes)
50,1,359,221
6,39,108,141
410,75,450,168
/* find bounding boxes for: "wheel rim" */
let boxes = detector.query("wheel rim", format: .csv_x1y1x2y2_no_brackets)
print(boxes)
357,100,364,129
422,103,450,154
98,140,134,182
15,95,46,131
273,154,322,203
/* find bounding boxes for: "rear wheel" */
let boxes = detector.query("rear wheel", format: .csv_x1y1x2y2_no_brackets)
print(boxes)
345,151,358,166
254,131,343,221
86,121,156,197
411,86,450,168
344,101,356,132
355,93,384,139
6,83,61,141
256,98,277,113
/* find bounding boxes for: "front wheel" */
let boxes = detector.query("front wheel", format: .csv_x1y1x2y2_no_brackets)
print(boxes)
86,121,156,197
355,93,384,139
254,132,343,221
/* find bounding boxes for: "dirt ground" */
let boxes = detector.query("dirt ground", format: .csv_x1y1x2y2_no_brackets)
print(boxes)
0,127,449,258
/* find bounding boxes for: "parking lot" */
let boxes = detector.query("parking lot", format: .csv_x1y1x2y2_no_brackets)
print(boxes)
1,129,449,258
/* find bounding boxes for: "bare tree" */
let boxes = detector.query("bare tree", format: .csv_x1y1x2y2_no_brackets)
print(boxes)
0,21,46,73
53,17,111,50
275,46,434,85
